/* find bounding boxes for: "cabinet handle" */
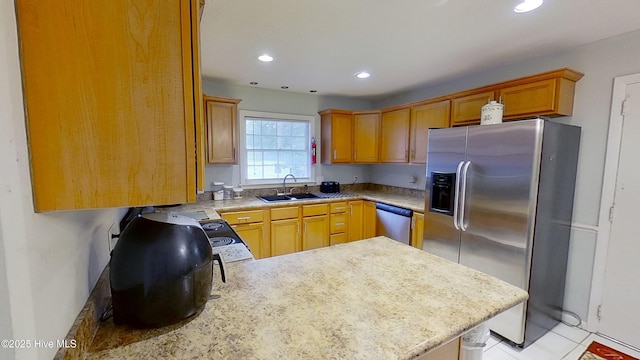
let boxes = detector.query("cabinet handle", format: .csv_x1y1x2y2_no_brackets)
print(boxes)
405,149,409,159
335,222,345,226
299,223,301,234
237,216,250,221
411,149,415,160
335,207,346,211
350,205,353,216
354,150,357,159
334,149,337,159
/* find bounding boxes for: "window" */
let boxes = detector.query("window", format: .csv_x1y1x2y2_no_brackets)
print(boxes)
239,110,314,185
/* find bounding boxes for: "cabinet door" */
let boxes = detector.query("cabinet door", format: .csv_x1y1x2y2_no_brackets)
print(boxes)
16,0,201,211
363,201,377,239
205,96,240,164
380,108,411,162
410,100,450,164
451,91,495,126
348,200,364,242
303,215,329,251
271,219,300,256
353,112,380,163
498,78,565,118
411,212,425,250
233,223,264,259
321,111,353,163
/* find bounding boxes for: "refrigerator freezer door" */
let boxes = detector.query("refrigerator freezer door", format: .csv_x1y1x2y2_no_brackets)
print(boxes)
459,120,544,344
423,126,467,263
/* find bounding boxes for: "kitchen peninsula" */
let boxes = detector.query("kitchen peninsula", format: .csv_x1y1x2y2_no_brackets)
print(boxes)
81,237,527,360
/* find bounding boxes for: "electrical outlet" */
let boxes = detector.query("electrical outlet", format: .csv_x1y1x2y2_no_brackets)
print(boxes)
107,222,119,252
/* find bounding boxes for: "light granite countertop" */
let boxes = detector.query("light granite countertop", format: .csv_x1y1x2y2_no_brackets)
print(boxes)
86,236,527,360
164,190,427,220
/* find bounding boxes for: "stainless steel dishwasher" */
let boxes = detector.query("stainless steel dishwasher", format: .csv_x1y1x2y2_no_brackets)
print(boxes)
375,203,413,245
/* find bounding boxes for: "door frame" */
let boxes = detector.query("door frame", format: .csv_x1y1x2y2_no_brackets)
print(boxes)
587,73,640,331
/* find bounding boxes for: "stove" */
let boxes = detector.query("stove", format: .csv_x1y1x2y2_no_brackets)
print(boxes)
200,219,254,262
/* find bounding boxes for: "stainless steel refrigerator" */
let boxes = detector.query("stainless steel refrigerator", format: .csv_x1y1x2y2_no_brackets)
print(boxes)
423,118,580,347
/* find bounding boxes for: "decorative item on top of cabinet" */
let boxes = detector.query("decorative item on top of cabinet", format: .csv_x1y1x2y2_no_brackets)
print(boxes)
352,111,381,163
204,96,241,164
380,107,411,163
320,109,353,163
16,0,203,211
221,209,269,259
410,100,450,164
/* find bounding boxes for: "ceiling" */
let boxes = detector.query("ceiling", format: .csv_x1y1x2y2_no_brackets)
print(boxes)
200,0,640,100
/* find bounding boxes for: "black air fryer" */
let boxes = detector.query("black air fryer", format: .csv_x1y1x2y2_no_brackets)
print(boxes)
109,213,225,328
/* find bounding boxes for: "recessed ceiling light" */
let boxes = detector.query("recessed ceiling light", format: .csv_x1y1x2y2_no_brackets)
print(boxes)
514,0,543,13
355,71,371,79
258,54,273,62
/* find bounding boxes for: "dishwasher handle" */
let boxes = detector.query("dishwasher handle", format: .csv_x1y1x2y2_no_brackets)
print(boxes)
375,203,413,217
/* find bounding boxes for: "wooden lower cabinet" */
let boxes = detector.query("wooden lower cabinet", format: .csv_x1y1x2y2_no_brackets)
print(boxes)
270,206,301,257
222,209,269,259
302,215,329,250
347,200,364,242
301,204,330,251
232,223,265,259
271,218,300,256
411,212,425,250
415,337,460,360
363,201,377,238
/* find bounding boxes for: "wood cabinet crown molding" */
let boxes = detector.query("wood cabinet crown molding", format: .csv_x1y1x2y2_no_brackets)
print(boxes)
320,68,583,164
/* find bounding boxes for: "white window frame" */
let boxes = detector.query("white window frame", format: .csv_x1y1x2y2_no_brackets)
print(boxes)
238,110,316,186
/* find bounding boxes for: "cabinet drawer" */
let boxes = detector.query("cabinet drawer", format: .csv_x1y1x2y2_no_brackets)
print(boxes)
330,202,348,213
221,210,264,224
330,233,347,246
303,203,328,217
271,206,300,221
330,213,347,234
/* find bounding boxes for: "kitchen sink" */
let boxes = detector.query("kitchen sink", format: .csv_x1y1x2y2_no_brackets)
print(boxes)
257,193,319,202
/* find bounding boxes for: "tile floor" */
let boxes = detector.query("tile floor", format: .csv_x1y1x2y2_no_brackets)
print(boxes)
482,323,640,360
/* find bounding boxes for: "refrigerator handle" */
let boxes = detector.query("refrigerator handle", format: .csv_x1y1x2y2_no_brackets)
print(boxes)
453,161,465,230
459,161,471,231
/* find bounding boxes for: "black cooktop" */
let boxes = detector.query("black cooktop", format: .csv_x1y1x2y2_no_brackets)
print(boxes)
200,219,247,249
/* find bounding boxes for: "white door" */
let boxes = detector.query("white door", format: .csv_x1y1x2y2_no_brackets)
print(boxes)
598,79,640,348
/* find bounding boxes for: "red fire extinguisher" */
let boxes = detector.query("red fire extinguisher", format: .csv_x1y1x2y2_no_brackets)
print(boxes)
311,137,317,164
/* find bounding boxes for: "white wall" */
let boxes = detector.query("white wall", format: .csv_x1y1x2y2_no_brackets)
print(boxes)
372,29,640,326
202,79,373,189
0,2,125,359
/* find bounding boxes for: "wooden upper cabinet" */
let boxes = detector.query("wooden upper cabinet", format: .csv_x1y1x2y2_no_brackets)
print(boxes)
204,96,241,164
380,108,411,163
451,90,496,126
498,69,583,119
353,111,380,163
320,110,353,163
16,0,202,211
410,100,450,164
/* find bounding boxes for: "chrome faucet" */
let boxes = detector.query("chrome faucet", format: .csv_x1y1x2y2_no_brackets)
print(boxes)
282,173,297,195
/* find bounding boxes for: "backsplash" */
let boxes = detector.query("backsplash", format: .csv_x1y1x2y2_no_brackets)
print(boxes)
196,182,425,201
